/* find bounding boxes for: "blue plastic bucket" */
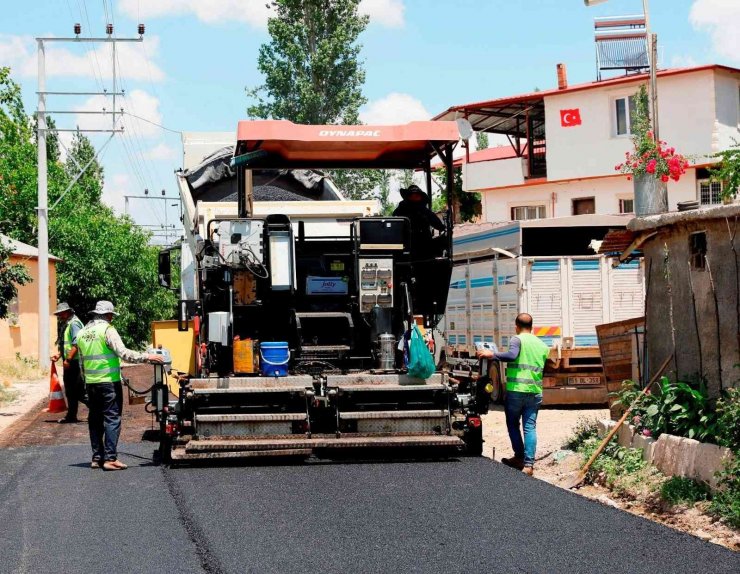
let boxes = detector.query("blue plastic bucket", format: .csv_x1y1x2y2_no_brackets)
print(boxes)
260,342,290,377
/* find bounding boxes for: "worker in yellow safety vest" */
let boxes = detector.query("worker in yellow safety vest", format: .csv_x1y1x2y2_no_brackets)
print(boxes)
51,302,86,423
477,313,550,476
75,300,164,471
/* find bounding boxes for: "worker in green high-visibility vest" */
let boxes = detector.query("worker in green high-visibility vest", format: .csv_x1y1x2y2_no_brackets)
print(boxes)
75,300,164,471
477,313,550,476
51,302,86,424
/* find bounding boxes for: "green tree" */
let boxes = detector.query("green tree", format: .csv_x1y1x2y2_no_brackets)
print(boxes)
376,170,394,216
475,132,489,151
711,140,740,200
0,238,31,320
0,66,175,347
247,0,367,125
50,205,176,348
433,166,480,223
64,131,104,205
247,0,383,200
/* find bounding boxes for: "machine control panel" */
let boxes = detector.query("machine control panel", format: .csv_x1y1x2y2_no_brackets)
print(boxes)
217,220,264,268
359,258,393,313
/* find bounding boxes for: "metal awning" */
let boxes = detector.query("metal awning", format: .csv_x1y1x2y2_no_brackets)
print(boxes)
233,120,462,169
433,98,544,139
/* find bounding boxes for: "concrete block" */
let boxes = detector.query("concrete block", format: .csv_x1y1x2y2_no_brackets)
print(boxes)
617,423,635,448
631,433,656,462
693,442,733,489
597,419,615,438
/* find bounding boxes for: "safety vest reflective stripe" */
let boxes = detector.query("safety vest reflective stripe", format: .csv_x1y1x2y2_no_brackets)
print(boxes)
83,353,117,361
505,333,549,394
508,363,544,374
77,322,121,384
84,367,121,374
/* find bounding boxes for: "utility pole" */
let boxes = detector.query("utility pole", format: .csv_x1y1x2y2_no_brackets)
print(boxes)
36,23,145,368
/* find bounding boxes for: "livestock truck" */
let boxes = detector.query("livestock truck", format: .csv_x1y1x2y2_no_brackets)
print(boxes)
152,119,491,462
443,216,645,405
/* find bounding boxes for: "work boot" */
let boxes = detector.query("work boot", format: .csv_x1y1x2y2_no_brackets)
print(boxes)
522,466,534,477
91,459,101,469
501,456,524,470
103,460,128,471
58,417,79,424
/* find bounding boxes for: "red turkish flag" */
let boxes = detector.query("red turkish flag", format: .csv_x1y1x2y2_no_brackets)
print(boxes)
560,109,582,127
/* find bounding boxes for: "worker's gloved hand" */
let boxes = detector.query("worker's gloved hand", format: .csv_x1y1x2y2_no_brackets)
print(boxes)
147,354,166,364
475,349,494,360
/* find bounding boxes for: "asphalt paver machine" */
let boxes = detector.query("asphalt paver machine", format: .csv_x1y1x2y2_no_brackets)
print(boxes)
155,120,490,462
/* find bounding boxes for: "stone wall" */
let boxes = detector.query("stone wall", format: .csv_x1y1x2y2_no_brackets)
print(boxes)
597,420,733,489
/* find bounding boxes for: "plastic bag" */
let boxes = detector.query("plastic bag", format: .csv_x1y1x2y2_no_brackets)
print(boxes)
406,324,436,379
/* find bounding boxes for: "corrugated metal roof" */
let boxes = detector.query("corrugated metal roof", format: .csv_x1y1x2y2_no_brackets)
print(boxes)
1,234,60,261
432,145,519,169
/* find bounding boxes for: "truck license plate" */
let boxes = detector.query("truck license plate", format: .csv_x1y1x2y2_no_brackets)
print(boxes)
568,376,601,386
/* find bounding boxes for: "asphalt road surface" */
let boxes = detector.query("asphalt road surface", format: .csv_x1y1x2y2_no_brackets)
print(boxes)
0,443,738,574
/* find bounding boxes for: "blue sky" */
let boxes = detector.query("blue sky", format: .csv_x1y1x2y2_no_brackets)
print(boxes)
1,0,738,236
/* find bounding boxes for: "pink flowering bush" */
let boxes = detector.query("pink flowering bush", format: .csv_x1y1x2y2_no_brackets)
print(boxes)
614,85,689,183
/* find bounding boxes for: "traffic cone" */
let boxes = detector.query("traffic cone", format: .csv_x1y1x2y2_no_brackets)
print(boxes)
46,363,67,414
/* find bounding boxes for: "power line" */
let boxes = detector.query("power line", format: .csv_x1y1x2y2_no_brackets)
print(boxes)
122,111,182,134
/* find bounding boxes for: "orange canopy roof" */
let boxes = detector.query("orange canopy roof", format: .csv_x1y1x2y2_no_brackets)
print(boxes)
235,120,461,169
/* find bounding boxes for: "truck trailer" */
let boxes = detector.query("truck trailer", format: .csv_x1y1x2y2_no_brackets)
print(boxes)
443,216,645,405
153,120,491,462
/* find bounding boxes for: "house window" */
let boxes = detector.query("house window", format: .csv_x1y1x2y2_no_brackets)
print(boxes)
690,232,707,270
511,205,546,221
619,198,635,214
572,197,596,215
698,179,723,206
615,95,638,136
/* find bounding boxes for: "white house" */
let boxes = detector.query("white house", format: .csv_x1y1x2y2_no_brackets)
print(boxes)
434,64,740,222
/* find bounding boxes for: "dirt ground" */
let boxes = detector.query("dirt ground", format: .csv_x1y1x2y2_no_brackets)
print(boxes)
481,404,609,462
0,388,159,449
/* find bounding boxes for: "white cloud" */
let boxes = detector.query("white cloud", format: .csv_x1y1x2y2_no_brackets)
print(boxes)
689,0,740,62
62,89,163,138
119,0,273,28
102,173,132,213
145,142,178,161
119,0,404,28
359,92,430,125
360,0,405,28
0,34,165,81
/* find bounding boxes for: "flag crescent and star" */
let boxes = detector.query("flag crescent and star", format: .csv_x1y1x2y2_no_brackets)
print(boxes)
560,109,582,127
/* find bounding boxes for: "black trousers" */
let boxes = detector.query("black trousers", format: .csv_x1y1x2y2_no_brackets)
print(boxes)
86,382,123,462
62,360,85,420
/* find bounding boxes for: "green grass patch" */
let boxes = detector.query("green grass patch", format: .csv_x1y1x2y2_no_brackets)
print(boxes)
660,476,711,506
578,437,646,487
562,417,600,451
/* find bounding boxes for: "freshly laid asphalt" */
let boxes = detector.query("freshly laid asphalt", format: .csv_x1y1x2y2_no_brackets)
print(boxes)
0,443,737,574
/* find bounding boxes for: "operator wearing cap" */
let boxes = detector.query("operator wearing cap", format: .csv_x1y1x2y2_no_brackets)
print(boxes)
75,300,164,471
51,302,86,424
393,184,445,259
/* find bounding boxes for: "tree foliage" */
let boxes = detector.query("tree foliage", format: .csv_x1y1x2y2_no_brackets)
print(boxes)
0,66,175,348
247,0,367,125
247,1,384,201
0,239,31,320
433,166,480,223
712,139,740,200
475,132,489,151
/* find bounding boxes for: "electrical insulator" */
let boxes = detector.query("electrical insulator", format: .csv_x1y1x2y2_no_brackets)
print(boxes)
138,23,145,35
106,23,113,35
74,23,81,35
